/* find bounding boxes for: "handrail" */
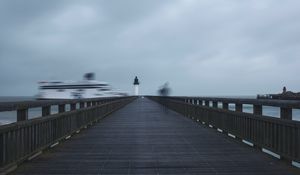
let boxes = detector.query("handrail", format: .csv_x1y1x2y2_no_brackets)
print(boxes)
0,97,126,112
181,97,300,108
159,96,300,120
0,97,132,122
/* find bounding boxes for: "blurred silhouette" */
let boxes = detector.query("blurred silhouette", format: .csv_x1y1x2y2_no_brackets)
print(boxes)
283,86,287,94
158,82,171,114
158,82,171,96
84,73,95,80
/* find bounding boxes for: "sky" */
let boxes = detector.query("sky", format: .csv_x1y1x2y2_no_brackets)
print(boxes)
0,0,300,96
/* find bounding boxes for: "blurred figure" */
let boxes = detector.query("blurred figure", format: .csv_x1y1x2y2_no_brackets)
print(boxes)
283,86,287,94
158,82,171,114
158,82,171,96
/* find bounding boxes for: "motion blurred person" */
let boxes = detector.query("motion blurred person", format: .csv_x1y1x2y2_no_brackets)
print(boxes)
159,83,170,96
158,83,171,114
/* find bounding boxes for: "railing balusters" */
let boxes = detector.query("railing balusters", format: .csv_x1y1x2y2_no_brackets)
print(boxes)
0,96,136,169
148,96,300,165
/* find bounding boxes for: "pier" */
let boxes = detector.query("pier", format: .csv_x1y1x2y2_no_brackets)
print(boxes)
0,96,300,174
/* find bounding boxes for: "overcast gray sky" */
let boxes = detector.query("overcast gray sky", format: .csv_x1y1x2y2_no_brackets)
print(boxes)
0,0,300,96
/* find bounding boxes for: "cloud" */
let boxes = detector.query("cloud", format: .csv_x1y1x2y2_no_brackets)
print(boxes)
0,0,300,96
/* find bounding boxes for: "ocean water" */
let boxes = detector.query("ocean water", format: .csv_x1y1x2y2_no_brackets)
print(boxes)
0,96,299,125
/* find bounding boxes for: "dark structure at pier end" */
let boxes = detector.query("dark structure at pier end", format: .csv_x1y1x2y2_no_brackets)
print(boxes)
257,87,300,100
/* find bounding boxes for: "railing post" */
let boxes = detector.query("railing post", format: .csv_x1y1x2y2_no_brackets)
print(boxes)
0,133,3,166
87,102,92,107
236,103,243,112
223,103,228,110
280,107,292,120
58,104,65,113
42,106,51,116
200,100,203,105
205,101,210,107
253,105,262,115
212,101,218,108
70,103,76,111
80,102,85,108
17,108,28,121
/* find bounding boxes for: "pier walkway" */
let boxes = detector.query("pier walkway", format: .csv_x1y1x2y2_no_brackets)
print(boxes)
12,98,298,174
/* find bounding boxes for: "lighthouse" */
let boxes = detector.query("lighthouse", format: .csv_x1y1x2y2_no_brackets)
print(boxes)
133,76,140,96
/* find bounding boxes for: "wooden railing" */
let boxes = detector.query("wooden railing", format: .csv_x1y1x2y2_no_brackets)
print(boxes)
148,96,300,166
0,96,136,172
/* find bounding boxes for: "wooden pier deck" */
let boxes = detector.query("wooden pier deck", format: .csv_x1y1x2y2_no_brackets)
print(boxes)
12,98,298,174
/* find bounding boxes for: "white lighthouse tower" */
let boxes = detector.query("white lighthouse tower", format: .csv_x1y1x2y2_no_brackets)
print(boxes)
133,76,140,96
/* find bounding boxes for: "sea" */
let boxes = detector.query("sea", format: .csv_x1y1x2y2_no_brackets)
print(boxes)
0,96,299,125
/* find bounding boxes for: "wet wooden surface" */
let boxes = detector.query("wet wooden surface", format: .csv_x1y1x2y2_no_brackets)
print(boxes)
13,98,299,174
